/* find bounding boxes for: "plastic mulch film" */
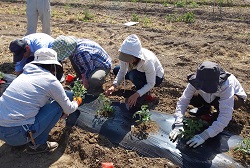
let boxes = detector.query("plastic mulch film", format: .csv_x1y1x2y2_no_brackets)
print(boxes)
72,95,244,168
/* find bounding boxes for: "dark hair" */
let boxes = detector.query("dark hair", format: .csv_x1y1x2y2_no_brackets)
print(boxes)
34,64,56,72
132,57,140,66
34,63,64,81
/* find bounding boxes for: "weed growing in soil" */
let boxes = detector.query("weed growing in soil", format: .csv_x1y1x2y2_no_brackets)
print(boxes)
96,93,114,118
131,13,139,22
180,117,208,140
165,12,195,23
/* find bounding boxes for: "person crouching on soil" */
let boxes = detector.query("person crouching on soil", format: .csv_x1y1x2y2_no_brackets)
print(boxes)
105,34,164,108
169,61,247,148
0,48,82,154
52,35,112,91
9,33,55,77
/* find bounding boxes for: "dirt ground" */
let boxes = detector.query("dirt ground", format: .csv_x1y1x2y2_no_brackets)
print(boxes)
0,0,249,167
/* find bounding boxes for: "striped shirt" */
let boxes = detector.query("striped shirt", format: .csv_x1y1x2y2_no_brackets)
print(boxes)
72,39,112,78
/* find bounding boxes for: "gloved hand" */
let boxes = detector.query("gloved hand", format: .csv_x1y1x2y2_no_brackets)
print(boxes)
186,135,205,148
74,97,82,106
169,123,184,142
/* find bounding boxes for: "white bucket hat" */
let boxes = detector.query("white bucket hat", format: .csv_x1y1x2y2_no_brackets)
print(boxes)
31,48,62,67
119,34,144,62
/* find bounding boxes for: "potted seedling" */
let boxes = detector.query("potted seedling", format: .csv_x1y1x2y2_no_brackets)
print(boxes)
131,105,159,140
69,79,87,100
180,117,209,140
96,93,114,118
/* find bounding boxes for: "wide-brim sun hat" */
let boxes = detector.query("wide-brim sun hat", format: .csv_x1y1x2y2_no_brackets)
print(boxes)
31,48,62,67
119,34,144,62
52,35,77,61
188,61,231,93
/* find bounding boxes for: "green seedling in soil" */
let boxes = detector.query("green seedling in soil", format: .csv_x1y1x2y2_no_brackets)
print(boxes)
133,105,151,123
234,137,250,155
180,117,208,140
96,93,114,118
69,79,87,99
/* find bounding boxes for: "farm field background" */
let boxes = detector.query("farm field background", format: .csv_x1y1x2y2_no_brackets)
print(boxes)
0,0,249,167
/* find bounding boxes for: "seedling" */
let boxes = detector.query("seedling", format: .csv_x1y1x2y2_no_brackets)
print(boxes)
133,105,151,123
234,137,250,155
96,93,114,118
131,105,158,140
69,79,87,99
180,117,208,140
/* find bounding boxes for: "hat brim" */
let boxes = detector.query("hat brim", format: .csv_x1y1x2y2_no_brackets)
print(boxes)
30,60,62,67
188,74,219,93
119,52,135,62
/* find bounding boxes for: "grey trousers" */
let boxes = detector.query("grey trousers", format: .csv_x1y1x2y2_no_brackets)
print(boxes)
26,0,51,35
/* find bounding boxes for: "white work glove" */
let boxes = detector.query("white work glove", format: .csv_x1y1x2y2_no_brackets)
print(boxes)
169,123,184,142
186,135,205,148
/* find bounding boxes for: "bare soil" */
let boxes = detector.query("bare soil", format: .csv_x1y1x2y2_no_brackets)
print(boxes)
0,0,249,167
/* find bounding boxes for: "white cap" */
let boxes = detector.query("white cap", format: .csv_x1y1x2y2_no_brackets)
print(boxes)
31,48,62,67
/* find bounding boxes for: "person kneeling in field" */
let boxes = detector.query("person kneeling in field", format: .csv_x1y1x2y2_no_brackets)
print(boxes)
169,61,247,148
105,34,164,108
9,33,54,76
52,35,112,91
0,48,82,154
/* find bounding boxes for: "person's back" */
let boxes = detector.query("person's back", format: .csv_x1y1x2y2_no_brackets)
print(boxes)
74,38,112,77
0,63,58,126
9,33,55,76
52,35,112,90
23,33,54,53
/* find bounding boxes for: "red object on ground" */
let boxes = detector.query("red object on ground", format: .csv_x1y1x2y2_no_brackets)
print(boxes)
143,94,156,101
101,162,114,168
199,113,216,124
66,74,74,82
0,79,6,84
